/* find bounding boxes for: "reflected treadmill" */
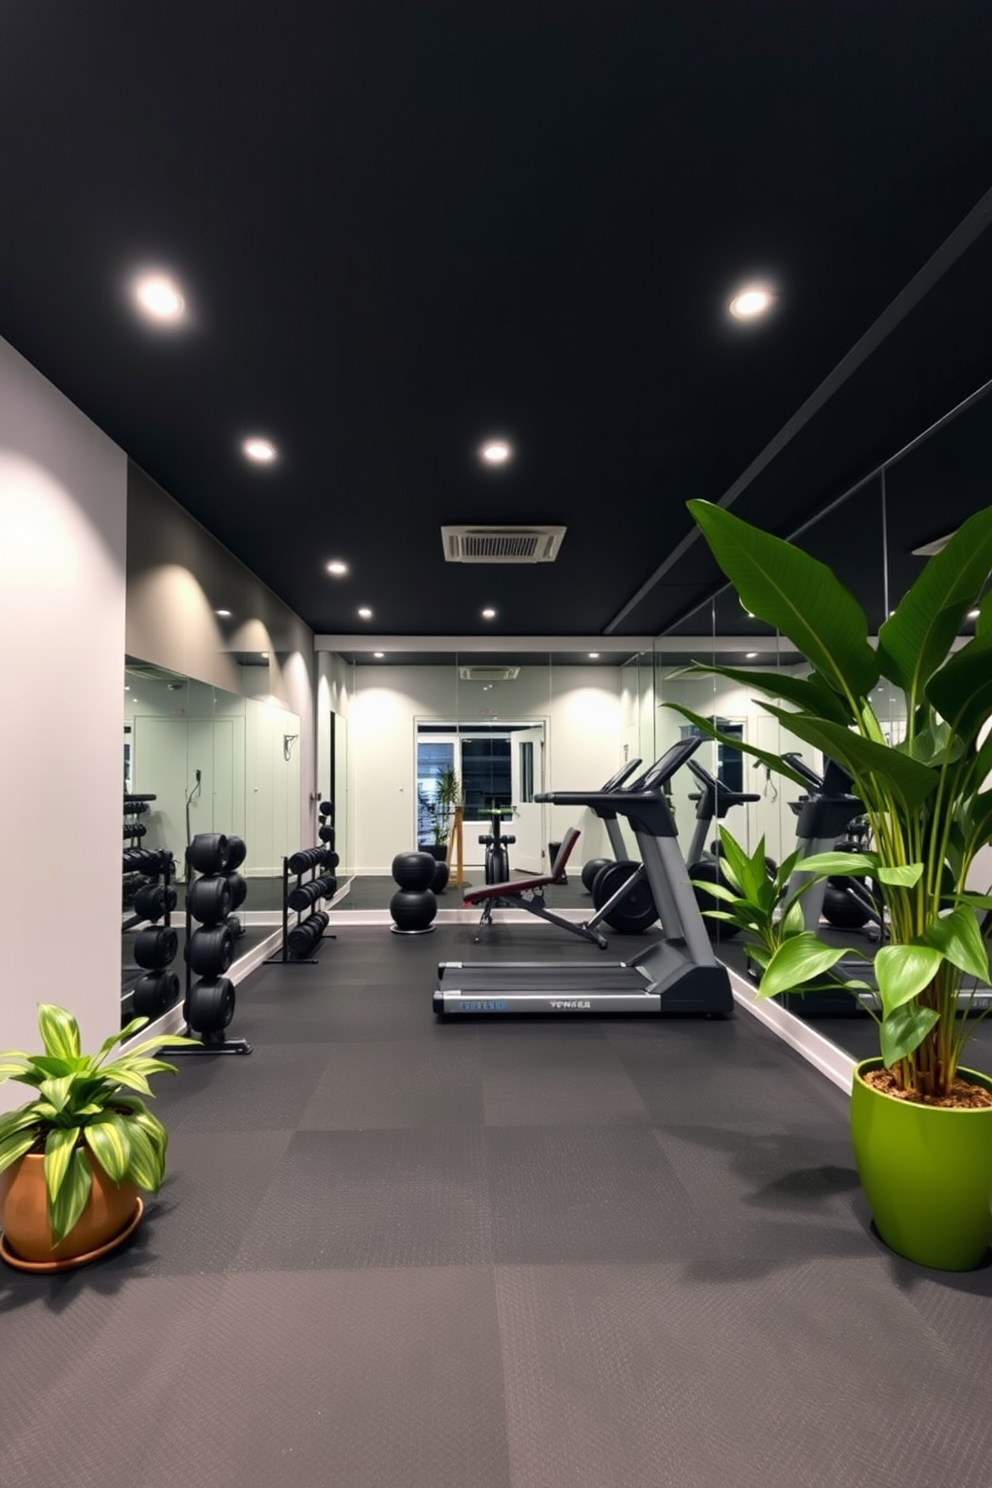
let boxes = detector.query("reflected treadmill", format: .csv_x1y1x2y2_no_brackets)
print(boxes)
434,738,734,1017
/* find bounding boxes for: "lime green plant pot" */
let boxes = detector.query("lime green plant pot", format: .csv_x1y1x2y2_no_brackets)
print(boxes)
851,1059,992,1271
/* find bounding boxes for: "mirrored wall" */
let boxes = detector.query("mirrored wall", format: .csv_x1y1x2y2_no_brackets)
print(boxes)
121,656,326,1023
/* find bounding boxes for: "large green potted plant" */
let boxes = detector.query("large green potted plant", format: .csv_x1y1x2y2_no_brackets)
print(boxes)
669,498,992,1270
418,765,461,859
0,1003,196,1270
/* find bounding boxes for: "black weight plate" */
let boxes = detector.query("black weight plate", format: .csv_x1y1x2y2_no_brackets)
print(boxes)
225,871,247,909
133,925,179,970
187,832,229,875
225,835,248,871
594,862,659,934
133,970,179,1019
188,923,235,977
188,874,232,925
187,977,235,1034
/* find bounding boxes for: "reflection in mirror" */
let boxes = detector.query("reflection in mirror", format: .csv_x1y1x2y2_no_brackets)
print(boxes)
122,657,304,1026
346,648,640,910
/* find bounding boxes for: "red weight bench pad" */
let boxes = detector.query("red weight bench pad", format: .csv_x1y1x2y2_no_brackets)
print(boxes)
461,828,608,948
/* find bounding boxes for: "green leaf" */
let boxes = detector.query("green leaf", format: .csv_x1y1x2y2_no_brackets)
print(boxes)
0,1061,35,1084
793,851,877,878
687,499,880,698
757,933,852,999
43,1126,81,1205
877,503,992,708
124,1123,164,1193
0,1107,41,1141
0,1130,39,1172
921,907,991,983
37,1004,82,1062
760,704,938,811
98,1063,153,1097
926,630,992,747
714,829,766,902
690,878,745,905
685,662,854,725
83,1114,131,1184
38,1075,75,1113
876,863,924,887
48,1148,93,1246
874,945,944,1017
879,1004,941,1067
781,898,805,937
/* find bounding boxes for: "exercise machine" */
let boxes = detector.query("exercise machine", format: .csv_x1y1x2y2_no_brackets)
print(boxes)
479,806,515,884
433,737,734,1017
462,828,606,945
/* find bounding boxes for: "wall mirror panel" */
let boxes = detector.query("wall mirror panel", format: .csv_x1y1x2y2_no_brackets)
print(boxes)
122,656,304,1022
342,649,637,909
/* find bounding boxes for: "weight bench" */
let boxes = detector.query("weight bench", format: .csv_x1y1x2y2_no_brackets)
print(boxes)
462,828,608,948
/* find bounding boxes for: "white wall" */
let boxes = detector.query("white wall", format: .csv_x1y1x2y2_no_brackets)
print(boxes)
0,336,127,1105
348,665,624,872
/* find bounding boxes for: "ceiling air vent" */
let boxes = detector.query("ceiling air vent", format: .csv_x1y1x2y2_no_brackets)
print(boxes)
442,525,566,563
458,666,521,682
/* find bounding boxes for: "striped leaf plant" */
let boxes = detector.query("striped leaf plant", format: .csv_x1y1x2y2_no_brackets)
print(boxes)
670,499,992,1102
0,1004,198,1244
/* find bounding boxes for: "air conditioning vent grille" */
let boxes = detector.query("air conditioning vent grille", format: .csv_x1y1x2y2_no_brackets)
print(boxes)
458,666,521,682
442,525,566,563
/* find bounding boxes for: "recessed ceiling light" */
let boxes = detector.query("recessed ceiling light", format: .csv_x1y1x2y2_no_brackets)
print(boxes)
480,441,511,464
746,652,758,659
215,609,232,618
373,652,385,659
358,607,373,619
588,652,600,659
260,652,269,660
133,273,185,321
482,607,497,619
327,560,349,576
729,285,774,320
968,608,981,619
243,437,276,463
124,685,130,691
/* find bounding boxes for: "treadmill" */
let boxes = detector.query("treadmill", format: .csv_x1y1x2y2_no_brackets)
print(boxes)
434,737,734,1017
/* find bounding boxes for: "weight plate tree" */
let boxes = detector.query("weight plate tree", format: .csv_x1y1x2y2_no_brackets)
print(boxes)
173,832,252,1055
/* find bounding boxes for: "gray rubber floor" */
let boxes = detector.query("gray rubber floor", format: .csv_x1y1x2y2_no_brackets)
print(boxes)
4,924,992,1488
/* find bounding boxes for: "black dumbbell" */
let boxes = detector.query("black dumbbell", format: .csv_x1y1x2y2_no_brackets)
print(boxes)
124,822,147,839
188,923,235,977
132,970,179,1019
288,847,322,875
187,833,229,875
133,925,179,970
227,913,245,939
318,824,335,845
286,910,328,958
187,875,232,926
318,801,334,819
319,849,339,871
187,977,236,1035
287,875,335,912
225,871,248,910
225,836,247,871
133,882,178,923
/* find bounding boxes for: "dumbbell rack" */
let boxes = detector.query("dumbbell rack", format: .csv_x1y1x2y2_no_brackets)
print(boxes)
269,853,337,964
175,837,252,1055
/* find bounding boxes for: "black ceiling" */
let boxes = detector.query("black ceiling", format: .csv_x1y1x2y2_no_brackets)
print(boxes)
3,3,992,642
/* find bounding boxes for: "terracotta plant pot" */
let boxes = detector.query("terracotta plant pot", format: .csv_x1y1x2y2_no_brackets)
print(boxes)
0,1150,140,1265
851,1058,992,1271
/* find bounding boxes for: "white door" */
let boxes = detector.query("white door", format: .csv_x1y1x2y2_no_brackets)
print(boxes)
510,724,546,874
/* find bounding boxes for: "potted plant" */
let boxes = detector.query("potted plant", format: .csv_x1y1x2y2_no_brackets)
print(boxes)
669,497,992,1270
418,765,461,860
0,1003,197,1270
